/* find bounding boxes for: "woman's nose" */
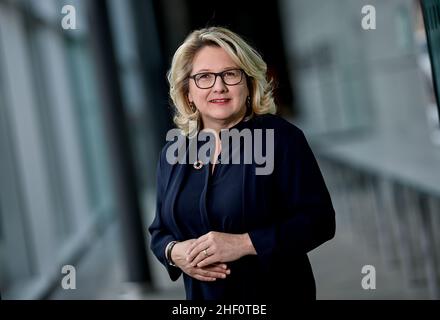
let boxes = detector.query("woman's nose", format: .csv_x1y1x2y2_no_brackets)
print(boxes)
212,75,228,92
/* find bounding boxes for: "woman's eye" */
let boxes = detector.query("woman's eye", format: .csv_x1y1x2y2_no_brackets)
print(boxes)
198,73,211,79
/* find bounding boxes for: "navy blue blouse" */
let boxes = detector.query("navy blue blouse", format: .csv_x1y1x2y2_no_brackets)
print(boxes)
175,153,244,237
174,119,248,299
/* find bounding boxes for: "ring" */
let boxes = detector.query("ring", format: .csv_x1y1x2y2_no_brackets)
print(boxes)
203,249,208,256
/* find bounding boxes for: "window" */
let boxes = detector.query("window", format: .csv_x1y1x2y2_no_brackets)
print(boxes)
420,0,440,144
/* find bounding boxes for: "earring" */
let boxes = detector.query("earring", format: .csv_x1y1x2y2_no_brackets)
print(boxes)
246,96,251,108
189,101,196,112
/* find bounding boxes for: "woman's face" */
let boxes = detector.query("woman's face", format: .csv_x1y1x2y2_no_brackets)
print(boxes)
188,45,249,129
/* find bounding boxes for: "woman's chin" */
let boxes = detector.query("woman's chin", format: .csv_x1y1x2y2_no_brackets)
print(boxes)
206,110,237,121
208,106,244,118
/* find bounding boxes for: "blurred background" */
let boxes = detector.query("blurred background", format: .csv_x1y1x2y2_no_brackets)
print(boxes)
0,0,439,300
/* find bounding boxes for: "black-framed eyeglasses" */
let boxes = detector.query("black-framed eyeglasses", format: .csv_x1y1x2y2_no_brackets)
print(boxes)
189,69,245,89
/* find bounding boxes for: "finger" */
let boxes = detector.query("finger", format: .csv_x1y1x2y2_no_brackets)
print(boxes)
211,268,231,276
198,256,220,268
186,240,197,255
204,262,228,270
196,269,227,279
205,266,230,274
191,247,217,267
187,242,210,263
187,240,209,260
193,274,216,282
190,251,208,267
187,234,209,255
189,268,218,281
186,238,203,255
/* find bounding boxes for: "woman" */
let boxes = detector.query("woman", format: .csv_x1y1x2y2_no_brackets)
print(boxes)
148,27,335,300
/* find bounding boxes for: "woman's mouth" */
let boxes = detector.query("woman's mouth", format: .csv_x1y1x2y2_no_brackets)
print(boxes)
209,98,231,104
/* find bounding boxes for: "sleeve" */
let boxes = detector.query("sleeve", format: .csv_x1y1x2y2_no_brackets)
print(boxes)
148,150,182,281
248,127,336,271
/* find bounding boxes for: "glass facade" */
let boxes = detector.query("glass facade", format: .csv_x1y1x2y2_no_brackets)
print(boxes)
0,0,117,298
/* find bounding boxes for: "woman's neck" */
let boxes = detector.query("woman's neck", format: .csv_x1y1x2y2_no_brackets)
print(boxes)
201,110,246,135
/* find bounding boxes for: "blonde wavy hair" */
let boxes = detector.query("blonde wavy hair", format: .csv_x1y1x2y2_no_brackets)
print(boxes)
167,26,277,136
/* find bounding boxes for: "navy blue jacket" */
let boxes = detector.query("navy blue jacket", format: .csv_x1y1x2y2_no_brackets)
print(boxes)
148,114,336,300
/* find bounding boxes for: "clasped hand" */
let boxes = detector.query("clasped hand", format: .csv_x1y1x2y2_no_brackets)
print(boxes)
171,232,254,282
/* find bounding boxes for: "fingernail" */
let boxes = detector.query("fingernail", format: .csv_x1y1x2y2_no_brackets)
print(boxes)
226,270,231,274
221,274,226,279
